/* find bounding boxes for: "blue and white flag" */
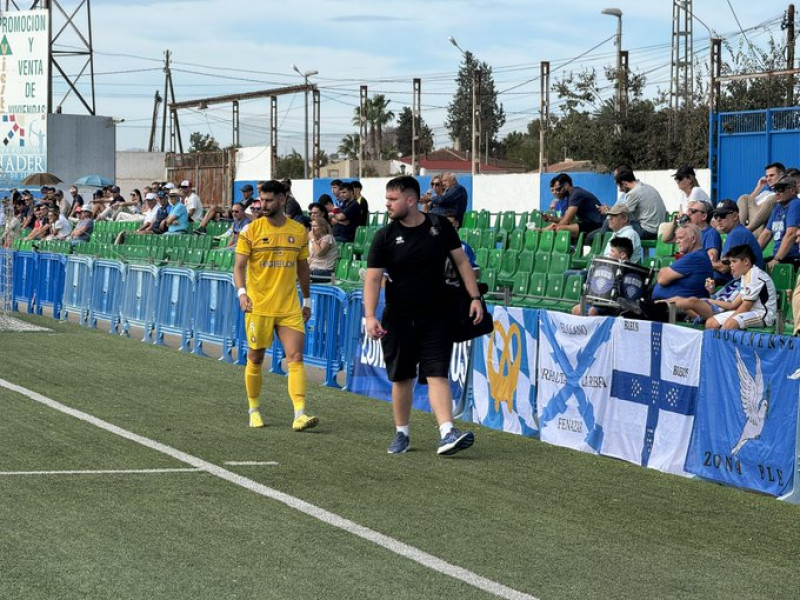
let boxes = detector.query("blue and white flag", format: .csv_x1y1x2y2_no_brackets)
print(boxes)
686,332,800,497
537,311,614,454
602,319,702,476
471,306,538,436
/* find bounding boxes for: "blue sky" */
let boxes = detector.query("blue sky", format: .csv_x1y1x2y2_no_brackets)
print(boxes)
52,1,787,154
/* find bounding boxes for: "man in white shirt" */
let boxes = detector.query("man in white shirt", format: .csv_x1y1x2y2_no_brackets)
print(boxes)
180,180,203,223
737,161,785,235
51,208,73,240
602,203,643,264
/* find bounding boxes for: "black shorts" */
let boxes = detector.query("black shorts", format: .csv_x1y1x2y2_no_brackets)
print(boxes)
380,308,453,384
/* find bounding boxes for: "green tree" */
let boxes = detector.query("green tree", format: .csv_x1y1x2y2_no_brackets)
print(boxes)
395,107,434,156
351,94,395,159
188,132,221,153
445,52,506,156
338,133,360,160
275,150,304,179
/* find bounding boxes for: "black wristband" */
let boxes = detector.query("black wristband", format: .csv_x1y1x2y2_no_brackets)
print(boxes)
471,296,481,301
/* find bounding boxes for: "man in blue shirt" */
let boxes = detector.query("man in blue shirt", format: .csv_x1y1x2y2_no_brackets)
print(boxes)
428,172,468,225
164,190,189,234
652,223,714,302
756,175,800,269
710,199,764,283
546,173,604,241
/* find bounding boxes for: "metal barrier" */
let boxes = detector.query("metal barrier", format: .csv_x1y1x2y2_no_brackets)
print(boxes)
342,290,364,390
153,267,195,352
34,253,66,319
62,255,93,326
305,285,348,387
120,264,160,342
89,259,126,333
12,250,37,313
193,271,238,362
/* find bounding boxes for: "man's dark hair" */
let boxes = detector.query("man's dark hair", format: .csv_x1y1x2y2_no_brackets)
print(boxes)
609,236,633,259
317,194,333,206
614,168,636,184
614,163,633,173
726,243,756,264
330,179,343,187
352,180,363,189
765,162,786,173
785,167,800,178
308,201,325,213
553,173,573,187
258,180,286,195
386,175,420,199
340,181,354,191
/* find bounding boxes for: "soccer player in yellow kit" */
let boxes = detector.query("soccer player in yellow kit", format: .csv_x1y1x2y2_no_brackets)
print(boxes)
234,180,318,432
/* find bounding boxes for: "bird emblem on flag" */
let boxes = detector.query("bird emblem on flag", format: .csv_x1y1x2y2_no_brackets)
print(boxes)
731,349,769,456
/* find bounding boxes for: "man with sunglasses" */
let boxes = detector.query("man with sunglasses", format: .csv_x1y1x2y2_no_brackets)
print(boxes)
663,200,721,264
710,199,764,284
756,175,800,270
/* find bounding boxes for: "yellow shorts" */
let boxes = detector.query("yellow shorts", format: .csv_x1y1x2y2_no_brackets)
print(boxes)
244,312,305,349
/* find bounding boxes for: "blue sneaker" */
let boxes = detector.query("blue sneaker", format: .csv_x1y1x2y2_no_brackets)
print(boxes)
387,432,410,454
437,428,474,456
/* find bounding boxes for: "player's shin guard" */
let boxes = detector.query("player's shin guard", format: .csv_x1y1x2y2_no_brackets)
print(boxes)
287,361,307,416
245,361,262,409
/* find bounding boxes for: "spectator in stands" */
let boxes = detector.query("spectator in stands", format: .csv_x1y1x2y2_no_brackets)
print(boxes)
70,205,94,245
547,173,604,242
245,199,262,219
308,216,338,281
353,180,370,226
442,211,479,274
114,189,145,222
222,202,251,250
24,204,48,240
308,201,327,224
603,203,643,264
427,172,468,225
281,178,303,219
663,199,721,264
49,207,73,240
419,174,444,214
608,168,666,240
738,161,785,234
195,184,253,235
20,191,35,229
95,185,126,220
330,179,343,205
756,175,800,270
148,191,171,234
673,165,710,214
705,244,777,331
330,182,361,243
67,186,83,218
179,180,203,224
319,195,336,221
649,224,714,321
164,190,189,235
572,237,634,316
3,197,24,245
710,199,765,283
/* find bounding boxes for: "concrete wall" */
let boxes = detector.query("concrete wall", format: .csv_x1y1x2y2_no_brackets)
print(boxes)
116,151,166,195
48,114,115,193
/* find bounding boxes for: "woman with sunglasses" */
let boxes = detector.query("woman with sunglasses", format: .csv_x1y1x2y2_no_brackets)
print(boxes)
662,200,721,264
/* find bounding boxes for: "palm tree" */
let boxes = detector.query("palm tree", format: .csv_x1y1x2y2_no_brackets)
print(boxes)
351,105,376,159
370,94,395,160
338,133,360,160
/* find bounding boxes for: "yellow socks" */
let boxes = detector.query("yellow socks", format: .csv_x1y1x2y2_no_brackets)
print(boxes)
287,361,307,417
245,361,262,410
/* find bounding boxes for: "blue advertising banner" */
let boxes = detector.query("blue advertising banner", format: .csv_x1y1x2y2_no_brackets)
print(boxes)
471,305,538,436
686,332,800,497
349,291,470,413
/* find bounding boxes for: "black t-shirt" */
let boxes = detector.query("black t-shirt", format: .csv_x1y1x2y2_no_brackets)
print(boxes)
367,214,461,313
332,199,361,242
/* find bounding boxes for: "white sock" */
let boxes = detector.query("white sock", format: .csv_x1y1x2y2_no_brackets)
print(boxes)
396,425,410,436
439,421,454,439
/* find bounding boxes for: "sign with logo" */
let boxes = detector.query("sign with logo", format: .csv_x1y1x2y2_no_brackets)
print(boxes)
537,311,614,454
0,10,49,189
603,319,702,476
471,305,538,436
686,332,800,497
349,291,471,414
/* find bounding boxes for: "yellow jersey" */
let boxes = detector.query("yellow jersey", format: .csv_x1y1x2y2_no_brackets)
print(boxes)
236,217,309,316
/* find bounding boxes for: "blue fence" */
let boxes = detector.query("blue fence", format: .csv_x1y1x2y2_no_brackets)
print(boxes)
62,256,93,326
712,106,800,203
120,264,159,342
34,253,65,319
89,259,126,333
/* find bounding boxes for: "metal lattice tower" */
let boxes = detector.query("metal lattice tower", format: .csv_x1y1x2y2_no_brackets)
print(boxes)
670,0,694,111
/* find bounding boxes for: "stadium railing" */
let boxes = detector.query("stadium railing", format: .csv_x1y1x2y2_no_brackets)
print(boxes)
88,259,126,333
120,263,160,342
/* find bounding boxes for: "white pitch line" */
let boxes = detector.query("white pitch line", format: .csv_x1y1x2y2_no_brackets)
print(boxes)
0,468,201,476
0,377,538,600
224,461,279,466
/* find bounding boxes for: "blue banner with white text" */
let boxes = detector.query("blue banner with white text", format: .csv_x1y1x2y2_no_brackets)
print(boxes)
686,332,800,497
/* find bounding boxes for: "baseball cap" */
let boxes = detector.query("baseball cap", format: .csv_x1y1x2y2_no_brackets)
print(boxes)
241,184,254,193
672,165,696,180
606,203,629,216
80,205,92,212
180,179,191,188
156,190,167,199
145,192,157,201
712,199,739,217
772,175,797,191
164,182,176,190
